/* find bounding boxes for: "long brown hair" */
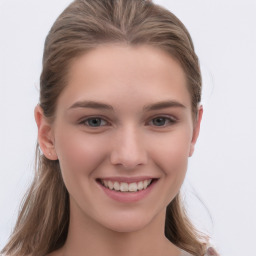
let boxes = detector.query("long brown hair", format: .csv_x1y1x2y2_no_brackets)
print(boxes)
1,0,207,255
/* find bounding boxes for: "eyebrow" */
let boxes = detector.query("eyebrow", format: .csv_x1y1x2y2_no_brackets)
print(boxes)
143,100,186,111
68,100,186,112
68,100,114,111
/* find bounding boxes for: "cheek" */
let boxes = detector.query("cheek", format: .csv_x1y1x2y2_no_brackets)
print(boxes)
149,128,192,195
54,127,109,178
150,128,192,170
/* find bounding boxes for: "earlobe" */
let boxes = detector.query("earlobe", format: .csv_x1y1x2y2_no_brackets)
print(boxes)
34,105,58,160
189,105,203,157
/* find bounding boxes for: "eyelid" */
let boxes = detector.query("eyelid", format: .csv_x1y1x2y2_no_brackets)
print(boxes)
78,116,111,127
147,115,177,126
77,114,177,127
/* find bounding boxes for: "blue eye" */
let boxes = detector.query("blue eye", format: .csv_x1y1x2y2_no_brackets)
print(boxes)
151,117,175,127
83,118,107,127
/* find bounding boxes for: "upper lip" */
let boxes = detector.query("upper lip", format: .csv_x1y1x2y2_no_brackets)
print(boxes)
97,176,158,183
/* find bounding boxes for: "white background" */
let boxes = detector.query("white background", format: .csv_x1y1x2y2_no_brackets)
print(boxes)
0,0,255,255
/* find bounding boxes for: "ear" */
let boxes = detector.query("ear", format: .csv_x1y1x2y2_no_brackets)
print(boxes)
189,105,203,157
34,105,58,160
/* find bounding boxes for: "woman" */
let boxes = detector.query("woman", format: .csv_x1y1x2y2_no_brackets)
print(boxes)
1,0,219,255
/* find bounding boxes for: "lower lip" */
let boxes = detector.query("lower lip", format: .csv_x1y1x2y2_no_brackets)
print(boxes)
98,180,158,203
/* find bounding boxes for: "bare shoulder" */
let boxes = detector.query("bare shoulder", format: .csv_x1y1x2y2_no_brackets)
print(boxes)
46,248,63,256
205,247,220,256
180,247,219,256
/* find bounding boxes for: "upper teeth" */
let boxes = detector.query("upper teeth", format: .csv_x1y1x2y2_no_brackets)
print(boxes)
101,179,152,192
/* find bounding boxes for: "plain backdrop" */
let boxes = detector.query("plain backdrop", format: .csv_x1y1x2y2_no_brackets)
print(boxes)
0,0,255,255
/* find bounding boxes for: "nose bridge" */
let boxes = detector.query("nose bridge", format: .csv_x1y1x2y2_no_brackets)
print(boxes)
110,124,147,169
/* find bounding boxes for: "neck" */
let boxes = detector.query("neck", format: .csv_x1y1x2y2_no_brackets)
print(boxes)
61,200,181,256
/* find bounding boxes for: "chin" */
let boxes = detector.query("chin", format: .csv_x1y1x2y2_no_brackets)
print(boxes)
98,210,160,233
105,220,149,233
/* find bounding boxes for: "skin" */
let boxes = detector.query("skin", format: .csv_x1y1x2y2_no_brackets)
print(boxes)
35,44,203,256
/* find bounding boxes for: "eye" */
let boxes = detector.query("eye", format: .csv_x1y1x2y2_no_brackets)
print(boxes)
149,116,176,127
81,117,108,127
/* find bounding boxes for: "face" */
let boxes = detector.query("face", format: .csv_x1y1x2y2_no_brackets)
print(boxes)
36,44,202,233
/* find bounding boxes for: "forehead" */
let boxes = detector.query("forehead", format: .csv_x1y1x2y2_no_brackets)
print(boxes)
57,44,191,111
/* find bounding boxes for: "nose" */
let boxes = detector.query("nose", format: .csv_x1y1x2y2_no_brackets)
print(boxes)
110,126,148,170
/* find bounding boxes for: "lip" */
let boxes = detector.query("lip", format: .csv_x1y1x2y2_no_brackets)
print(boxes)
97,176,156,183
96,177,158,203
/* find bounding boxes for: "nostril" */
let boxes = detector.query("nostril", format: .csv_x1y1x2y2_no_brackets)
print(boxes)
110,157,148,170
110,139,148,167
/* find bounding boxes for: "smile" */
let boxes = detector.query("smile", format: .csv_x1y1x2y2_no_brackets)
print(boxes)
100,179,153,192
96,177,158,203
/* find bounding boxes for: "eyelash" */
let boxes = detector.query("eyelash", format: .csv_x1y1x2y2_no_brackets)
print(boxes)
79,115,177,128
148,116,176,127
80,117,109,127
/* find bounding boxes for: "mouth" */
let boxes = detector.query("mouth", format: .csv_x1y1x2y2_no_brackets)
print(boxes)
97,178,154,193
96,177,158,202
